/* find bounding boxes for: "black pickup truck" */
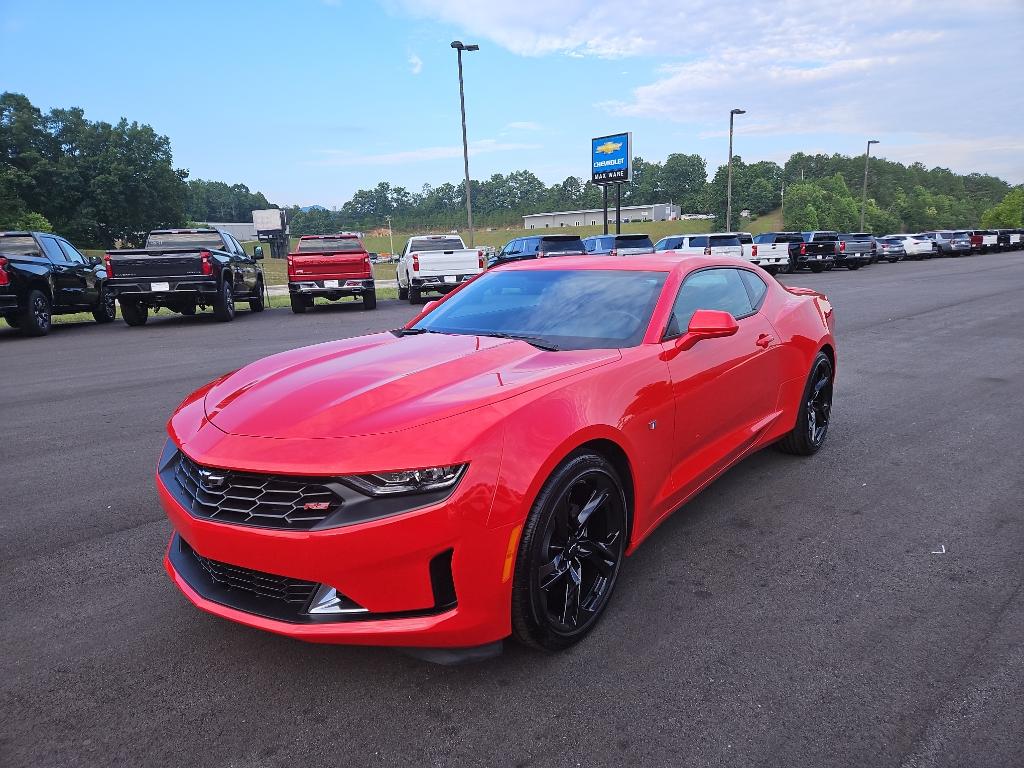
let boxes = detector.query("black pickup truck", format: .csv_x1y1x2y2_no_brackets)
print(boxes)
1,230,116,336
799,231,840,273
105,229,265,326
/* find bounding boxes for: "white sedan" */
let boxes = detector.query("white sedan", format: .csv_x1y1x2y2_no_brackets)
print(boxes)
886,234,934,260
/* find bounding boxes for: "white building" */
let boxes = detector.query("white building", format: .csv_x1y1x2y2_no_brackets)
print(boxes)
523,203,682,229
203,222,258,242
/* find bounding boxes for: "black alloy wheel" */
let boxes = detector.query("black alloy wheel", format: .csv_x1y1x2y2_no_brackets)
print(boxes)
512,453,627,651
19,289,52,336
777,351,834,456
92,286,117,323
213,280,236,322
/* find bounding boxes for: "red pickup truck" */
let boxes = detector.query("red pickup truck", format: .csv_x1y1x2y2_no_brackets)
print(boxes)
287,234,376,313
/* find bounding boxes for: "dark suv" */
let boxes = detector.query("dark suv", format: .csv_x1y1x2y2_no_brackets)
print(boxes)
1,231,116,336
489,234,586,268
582,234,655,256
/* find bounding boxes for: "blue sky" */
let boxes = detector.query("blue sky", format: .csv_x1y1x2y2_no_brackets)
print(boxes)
2,0,1022,208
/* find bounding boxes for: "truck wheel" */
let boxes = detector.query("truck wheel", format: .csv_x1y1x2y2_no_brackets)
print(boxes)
213,280,236,322
92,286,117,324
764,266,778,276
249,280,265,313
409,286,421,304
847,262,861,270
120,300,148,327
363,290,377,310
398,284,409,300
809,264,824,273
289,294,307,314
18,289,52,336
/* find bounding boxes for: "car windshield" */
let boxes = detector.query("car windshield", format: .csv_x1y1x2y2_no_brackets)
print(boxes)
709,235,741,247
410,237,465,252
540,238,586,254
0,235,40,255
413,269,668,350
297,238,364,252
145,232,225,249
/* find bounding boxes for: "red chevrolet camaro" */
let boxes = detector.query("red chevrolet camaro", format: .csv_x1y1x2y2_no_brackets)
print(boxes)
160,255,835,656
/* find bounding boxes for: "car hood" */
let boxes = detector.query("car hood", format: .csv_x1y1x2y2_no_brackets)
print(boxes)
203,332,618,439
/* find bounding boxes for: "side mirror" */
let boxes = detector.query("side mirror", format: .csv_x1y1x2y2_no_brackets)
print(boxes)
675,309,739,351
89,255,102,267
424,300,439,312
253,245,264,260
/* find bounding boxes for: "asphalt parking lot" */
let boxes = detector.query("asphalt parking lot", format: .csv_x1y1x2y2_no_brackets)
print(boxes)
2,253,1022,768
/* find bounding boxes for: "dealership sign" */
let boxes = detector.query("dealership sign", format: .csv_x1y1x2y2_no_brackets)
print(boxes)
591,132,632,184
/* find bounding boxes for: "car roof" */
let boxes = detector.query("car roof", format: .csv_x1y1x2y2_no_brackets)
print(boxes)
150,228,219,234
300,233,360,239
497,253,751,273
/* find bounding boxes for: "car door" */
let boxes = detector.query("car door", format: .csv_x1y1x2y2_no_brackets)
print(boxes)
38,235,80,309
225,235,251,293
57,238,99,307
660,267,781,499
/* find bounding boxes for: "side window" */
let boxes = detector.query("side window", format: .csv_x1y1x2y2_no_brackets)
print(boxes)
509,239,522,254
665,268,755,337
738,270,768,310
229,235,245,255
58,239,87,264
689,236,708,248
40,236,68,263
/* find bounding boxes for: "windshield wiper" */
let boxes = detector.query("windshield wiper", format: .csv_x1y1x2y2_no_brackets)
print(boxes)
479,332,561,351
390,327,432,337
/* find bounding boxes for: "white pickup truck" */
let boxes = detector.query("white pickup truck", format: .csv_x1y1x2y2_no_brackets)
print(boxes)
738,232,788,274
396,234,485,303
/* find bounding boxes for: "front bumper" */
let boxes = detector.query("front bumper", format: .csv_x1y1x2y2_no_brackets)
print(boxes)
289,279,374,296
159,464,518,648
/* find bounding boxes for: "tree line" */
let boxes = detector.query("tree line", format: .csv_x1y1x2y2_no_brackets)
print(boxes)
3,91,1020,249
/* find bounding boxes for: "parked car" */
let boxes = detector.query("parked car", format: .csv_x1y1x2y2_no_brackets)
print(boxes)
750,232,804,274
1000,228,1024,250
105,228,264,326
736,232,789,273
874,237,906,263
967,229,998,253
885,234,934,260
800,232,841,273
922,231,971,256
0,230,116,336
833,233,873,270
583,234,655,256
287,234,376,313
158,254,836,656
655,234,741,259
396,234,485,304
490,234,586,269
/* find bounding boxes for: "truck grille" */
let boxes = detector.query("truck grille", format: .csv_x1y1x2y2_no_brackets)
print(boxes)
184,540,318,607
172,452,340,530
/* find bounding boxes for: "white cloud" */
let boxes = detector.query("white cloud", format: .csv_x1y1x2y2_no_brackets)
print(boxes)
407,52,422,75
311,138,542,167
505,121,542,131
391,0,1024,181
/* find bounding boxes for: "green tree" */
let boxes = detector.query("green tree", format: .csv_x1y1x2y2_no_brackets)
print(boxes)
660,153,707,212
981,188,1024,228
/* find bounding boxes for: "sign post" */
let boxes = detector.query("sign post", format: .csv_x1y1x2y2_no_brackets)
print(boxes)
591,132,632,237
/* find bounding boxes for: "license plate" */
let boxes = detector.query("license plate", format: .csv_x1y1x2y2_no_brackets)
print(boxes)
815,255,822,260
323,280,339,288
444,275,456,282
151,282,170,292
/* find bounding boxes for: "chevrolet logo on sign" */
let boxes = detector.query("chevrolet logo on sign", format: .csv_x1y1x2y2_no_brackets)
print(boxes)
594,141,622,155
591,132,631,184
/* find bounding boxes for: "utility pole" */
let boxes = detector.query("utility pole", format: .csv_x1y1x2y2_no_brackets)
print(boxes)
780,182,785,226
451,40,479,247
726,108,745,231
385,214,394,256
860,139,880,231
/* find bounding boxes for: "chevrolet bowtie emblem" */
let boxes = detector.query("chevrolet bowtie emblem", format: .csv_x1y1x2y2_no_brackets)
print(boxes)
199,469,226,489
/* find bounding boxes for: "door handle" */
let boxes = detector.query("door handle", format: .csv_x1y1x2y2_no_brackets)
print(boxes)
755,334,774,348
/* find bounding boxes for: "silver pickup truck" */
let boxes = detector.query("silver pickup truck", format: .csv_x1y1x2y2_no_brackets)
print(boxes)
835,233,875,270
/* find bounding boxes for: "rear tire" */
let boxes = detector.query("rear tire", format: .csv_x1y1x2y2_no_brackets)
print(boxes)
409,286,421,304
809,264,824,273
398,284,409,301
18,289,52,336
249,280,265,312
212,280,236,322
120,300,148,327
776,351,833,456
92,286,117,324
764,266,778,276
847,262,861,270
362,289,377,310
511,452,628,652
289,294,307,314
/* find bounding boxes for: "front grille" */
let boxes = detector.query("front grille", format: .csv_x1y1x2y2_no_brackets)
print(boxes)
182,540,318,610
173,452,340,530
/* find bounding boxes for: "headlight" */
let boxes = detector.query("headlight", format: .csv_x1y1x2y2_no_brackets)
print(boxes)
342,464,468,497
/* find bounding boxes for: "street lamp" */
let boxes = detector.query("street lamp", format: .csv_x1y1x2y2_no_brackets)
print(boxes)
451,40,479,247
860,139,880,231
726,108,746,232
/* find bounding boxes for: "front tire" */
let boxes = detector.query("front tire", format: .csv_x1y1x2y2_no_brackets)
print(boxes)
511,452,628,652
19,289,52,336
777,351,834,456
120,300,148,327
92,286,117,324
212,280,236,322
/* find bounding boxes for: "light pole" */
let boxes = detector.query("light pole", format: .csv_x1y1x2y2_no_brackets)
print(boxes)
726,108,745,231
451,40,479,247
860,139,879,231
385,214,394,257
